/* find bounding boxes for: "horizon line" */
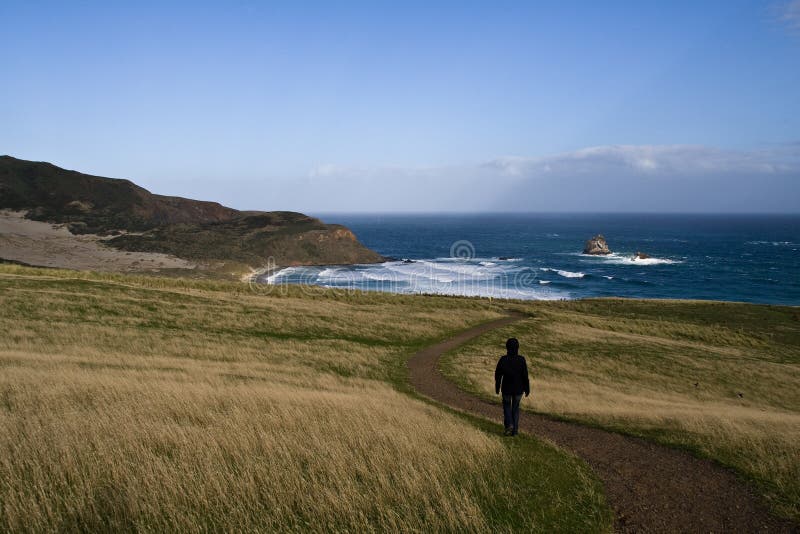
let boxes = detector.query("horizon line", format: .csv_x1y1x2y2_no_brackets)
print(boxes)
310,211,800,216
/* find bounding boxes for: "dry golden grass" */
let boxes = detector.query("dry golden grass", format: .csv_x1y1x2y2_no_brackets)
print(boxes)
0,265,611,532
444,299,800,520
1,361,499,531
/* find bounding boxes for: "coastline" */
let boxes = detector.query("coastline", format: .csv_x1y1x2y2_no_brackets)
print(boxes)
295,214,800,305
241,264,283,284
250,261,800,305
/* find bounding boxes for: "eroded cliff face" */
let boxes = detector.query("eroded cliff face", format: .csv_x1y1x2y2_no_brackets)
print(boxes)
298,227,357,243
1,156,385,270
256,224,384,266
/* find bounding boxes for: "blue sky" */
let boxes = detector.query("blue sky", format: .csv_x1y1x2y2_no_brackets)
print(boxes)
1,1,799,212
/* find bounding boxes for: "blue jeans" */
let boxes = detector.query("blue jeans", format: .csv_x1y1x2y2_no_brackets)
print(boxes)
502,394,522,433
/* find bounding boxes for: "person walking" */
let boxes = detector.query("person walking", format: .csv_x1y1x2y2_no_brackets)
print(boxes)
494,338,530,436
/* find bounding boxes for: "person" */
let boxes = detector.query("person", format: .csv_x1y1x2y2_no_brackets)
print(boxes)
494,337,530,436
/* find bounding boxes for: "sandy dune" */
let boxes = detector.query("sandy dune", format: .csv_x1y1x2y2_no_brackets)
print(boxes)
0,210,195,272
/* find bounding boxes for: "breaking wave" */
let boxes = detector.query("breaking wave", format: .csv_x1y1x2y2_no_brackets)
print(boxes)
261,259,564,300
540,267,585,278
580,253,681,265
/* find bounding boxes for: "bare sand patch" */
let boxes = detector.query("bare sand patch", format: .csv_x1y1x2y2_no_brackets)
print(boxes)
0,210,194,272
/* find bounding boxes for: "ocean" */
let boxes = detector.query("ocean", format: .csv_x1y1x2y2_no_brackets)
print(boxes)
259,214,800,305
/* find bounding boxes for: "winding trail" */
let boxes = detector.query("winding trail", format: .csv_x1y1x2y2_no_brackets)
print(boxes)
408,313,798,533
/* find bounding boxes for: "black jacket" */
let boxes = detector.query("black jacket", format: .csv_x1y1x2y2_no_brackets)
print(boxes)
495,354,530,396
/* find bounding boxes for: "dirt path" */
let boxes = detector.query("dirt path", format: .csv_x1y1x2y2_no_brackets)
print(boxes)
408,313,798,533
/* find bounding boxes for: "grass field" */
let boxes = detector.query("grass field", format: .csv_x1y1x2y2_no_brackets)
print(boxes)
443,299,800,521
0,265,611,532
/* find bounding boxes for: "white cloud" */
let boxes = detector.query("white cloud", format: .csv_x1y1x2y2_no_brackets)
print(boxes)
484,144,798,178
779,0,800,31
298,144,799,212
308,163,344,178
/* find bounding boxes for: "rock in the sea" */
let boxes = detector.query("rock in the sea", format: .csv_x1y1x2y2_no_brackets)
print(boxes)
632,251,650,260
583,234,612,255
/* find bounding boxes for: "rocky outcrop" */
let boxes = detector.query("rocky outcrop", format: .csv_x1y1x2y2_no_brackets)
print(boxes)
632,251,650,260
583,235,612,255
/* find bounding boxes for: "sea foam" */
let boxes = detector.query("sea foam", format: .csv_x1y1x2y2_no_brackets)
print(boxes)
540,267,586,278
581,253,680,265
262,259,563,300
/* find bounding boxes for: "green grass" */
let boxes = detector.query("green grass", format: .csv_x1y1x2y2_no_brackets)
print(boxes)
453,413,611,532
443,298,800,521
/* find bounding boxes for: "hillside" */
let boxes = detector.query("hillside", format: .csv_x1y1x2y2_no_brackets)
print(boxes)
0,264,612,532
0,156,384,273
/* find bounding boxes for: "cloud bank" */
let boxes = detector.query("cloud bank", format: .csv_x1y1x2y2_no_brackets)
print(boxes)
484,144,796,177
297,144,799,213
779,0,800,31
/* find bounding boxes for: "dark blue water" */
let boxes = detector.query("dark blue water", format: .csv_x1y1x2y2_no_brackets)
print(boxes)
265,214,800,304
